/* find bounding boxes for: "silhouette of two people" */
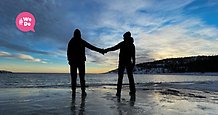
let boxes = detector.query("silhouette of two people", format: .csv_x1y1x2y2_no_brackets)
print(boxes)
67,29,136,97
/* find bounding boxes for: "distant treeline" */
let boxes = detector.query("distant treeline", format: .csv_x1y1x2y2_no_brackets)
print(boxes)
107,55,218,74
0,70,13,74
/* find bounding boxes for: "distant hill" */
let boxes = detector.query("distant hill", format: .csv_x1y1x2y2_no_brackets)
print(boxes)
0,70,13,74
107,55,218,74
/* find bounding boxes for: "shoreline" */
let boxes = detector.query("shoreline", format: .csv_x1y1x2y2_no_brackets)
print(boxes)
106,72,218,76
1,72,218,77
0,82,218,115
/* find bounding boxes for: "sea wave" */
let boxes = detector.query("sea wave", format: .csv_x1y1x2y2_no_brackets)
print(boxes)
0,83,132,88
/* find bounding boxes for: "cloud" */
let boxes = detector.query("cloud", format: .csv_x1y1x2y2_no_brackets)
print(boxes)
0,0,111,58
0,39,50,55
0,51,47,63
16,54,46,63
0,51,10,56
134,18,218,60
1,0,218,72
81,0,218,67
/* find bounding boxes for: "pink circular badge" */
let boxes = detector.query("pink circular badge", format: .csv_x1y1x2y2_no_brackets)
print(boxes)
16,12,36,32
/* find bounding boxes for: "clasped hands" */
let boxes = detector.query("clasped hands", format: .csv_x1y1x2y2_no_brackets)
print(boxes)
98,48,109,55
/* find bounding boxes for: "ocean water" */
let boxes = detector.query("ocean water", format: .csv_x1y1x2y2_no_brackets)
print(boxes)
0,73,218,88
1,73,218,115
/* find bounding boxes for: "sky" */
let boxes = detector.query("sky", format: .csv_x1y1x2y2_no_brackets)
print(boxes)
0,0,218,73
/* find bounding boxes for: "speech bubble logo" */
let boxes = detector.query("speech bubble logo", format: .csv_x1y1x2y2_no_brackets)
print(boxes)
16,12,36,32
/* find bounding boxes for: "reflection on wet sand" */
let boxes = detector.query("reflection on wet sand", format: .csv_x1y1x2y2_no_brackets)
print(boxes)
115,95,136,114
71,93,86,115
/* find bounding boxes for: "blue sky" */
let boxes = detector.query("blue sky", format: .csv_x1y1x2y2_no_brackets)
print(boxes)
0,0,218,73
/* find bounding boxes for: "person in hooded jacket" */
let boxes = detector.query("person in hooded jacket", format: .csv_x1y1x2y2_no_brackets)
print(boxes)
67,29,104,96
104,31,136,97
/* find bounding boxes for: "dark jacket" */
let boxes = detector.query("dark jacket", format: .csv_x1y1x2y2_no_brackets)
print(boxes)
67,37,101,64
106,37,135,65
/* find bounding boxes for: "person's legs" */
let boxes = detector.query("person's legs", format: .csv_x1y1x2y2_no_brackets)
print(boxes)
117,64,125,96
78,62,86,96
70,64,77,95
127,64,136,96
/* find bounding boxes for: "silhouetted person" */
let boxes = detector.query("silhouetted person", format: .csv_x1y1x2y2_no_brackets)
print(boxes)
104,31,136,97
67,29,104,96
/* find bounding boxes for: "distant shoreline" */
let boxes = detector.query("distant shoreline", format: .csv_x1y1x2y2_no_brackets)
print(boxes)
1,71,218,76
105,72,218,76
148,72,218,76
0,70,13,74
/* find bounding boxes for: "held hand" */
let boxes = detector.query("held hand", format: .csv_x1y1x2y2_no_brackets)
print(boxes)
101,49,109,55
99,49,105,55
98,48,109,55
104,48,109,54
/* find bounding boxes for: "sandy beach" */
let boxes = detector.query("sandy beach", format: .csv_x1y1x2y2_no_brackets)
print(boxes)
1,82,218,115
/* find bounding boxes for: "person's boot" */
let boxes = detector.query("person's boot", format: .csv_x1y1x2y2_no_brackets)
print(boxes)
81,91,87,97
72,90,76,98
130,93,136,101
129,92,135,96
116,92,121,97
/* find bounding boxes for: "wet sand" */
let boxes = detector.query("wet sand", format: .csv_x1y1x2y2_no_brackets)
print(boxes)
0,83,218,115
